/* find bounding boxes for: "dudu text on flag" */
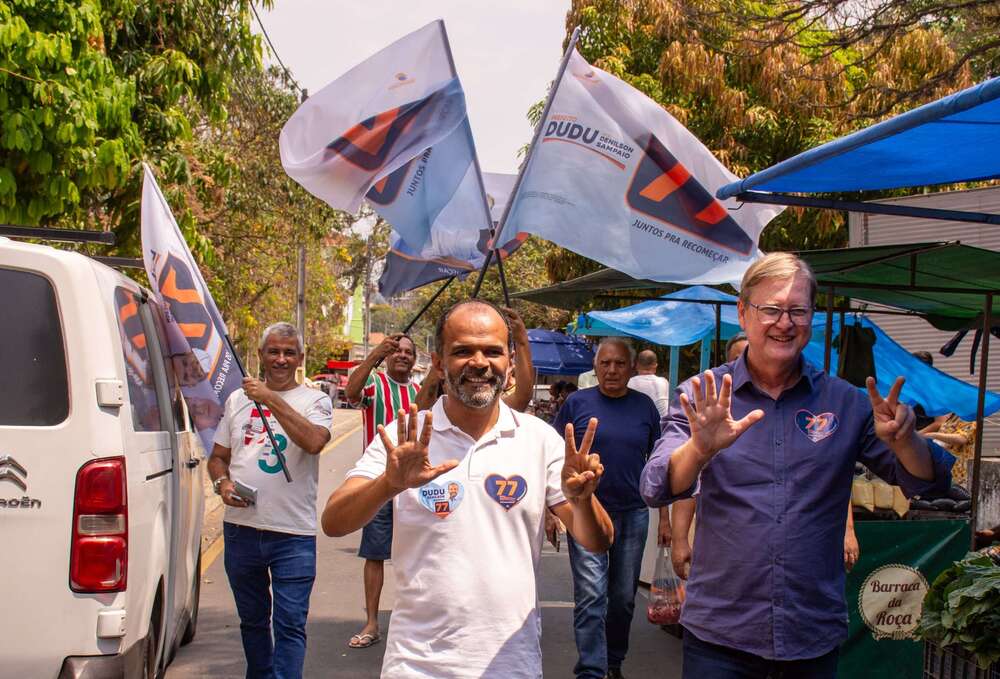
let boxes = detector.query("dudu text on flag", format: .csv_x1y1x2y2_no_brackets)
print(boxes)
506,50,782,287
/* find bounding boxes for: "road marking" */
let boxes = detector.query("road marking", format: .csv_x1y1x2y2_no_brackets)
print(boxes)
200,421,362,574
322,422,362,456
202,534,225,575
540,600,575,608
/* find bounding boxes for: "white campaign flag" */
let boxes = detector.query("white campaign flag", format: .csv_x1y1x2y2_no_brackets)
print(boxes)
506,50,782,286
141,164,238,453
377,172,528,297
279,20,468,240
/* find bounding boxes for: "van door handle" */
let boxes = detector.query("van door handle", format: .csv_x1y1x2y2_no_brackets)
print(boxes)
186,457,202,469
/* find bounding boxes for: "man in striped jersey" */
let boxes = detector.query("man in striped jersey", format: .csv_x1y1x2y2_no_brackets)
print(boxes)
344,333,420,649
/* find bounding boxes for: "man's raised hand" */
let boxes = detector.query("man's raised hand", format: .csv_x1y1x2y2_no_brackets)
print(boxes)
380,404,458,493
562,418,604,501
867,376,916,443
680,371,764,461
374,333,402,360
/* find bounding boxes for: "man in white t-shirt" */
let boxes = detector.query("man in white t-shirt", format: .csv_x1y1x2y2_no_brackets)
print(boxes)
627,349,670,418
208,322,333,679
322,300,615,679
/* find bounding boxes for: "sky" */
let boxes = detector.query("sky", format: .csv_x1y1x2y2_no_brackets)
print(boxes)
255,0,571,175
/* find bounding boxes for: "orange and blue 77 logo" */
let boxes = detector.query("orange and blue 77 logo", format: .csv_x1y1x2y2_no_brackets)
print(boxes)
485,474,528,511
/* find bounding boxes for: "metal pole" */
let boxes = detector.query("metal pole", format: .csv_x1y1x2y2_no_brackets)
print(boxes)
366,276,457,374
824,287,834,374
714,303,722,366
970,293,992,544
296,244,306,378
436,22,511,306
472,27,582,298
362,233,373,356
224,334,292,482
496,253,512,307
732,190,1000,226
403,276,455,334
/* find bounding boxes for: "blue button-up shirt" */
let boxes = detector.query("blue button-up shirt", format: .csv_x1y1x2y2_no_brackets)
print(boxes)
640,354,954,660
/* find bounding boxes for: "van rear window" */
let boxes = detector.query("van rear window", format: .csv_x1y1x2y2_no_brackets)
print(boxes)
0,268,69,425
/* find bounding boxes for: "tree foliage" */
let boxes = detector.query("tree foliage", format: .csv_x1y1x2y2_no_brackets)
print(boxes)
0,0,264,229
1,1,357,371
555,0,975,263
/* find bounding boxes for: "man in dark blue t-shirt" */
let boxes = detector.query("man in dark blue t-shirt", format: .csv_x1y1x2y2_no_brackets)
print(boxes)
554,337,663,679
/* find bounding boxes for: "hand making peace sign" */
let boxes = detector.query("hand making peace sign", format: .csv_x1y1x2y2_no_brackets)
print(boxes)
867,376,916,443
562,417,604,501
680,371,765,461
379,404,459,494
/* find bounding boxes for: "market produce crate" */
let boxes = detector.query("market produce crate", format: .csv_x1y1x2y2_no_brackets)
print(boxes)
924,642,1000,679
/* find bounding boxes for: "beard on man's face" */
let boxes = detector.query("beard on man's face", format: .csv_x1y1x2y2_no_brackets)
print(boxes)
445,364,505,409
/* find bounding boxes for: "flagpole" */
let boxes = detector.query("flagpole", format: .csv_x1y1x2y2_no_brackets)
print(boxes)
495,249,512,306
471,26,581,298
436,21,515,307
403,276,455,333
365,275,456,374
224,334,293,483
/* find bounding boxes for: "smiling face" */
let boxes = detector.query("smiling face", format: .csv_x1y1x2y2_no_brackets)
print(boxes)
737,272,813,373
386,336,416,382
258,333,303,390
434,304,511,411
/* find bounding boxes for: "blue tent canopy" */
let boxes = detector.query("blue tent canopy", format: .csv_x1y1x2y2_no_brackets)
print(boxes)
571,289,1000,419
717,77,1000,198
573,286,742,346
527,329,595,376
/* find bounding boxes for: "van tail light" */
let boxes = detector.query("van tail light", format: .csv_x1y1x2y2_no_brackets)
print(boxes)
70,457,128,592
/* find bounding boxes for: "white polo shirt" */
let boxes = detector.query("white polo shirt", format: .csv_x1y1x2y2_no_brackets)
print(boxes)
347,397,566,679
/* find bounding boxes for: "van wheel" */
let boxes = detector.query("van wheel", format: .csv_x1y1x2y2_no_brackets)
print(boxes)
142,611,161,679
180,552,202,646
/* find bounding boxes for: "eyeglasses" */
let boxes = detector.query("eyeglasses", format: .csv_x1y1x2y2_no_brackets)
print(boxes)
748,302,813,326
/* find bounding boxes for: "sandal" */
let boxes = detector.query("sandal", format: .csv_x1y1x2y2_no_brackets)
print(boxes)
348,632,382,649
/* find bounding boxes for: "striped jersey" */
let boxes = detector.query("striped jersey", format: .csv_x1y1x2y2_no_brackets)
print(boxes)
354,371,420,449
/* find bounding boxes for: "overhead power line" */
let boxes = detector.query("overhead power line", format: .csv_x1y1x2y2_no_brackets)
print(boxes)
249,1,303,94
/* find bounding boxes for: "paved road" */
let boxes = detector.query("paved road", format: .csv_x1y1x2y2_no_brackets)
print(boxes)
169,411,683,678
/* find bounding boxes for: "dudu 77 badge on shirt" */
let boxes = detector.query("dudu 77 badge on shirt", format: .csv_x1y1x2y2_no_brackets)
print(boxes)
418,480,465,519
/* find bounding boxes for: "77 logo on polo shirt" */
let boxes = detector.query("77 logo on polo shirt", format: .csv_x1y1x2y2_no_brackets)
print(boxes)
485,474,528,511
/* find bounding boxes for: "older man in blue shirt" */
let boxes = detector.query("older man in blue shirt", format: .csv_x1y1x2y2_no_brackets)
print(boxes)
640,252,954,678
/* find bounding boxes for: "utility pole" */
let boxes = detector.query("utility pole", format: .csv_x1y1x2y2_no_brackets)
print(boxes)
295,88,309,383
296,243,306,366
361,231,373,356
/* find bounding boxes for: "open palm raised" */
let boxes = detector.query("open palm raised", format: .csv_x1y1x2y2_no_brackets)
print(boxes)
680,371,765,460
379,405,459,493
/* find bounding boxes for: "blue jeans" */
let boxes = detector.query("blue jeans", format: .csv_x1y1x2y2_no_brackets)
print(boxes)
223,523,316,679
682,629,839,679
567,507,649,678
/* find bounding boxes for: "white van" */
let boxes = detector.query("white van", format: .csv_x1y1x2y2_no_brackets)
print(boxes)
0,236,204,678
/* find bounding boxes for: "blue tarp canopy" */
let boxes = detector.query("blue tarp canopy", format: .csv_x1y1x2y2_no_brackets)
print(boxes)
718,77,1000,198
573,286,742,345
571,288,1000,419
527,329,595,376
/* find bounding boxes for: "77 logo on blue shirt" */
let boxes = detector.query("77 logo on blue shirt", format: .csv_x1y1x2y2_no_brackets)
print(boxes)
795,409,840,443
